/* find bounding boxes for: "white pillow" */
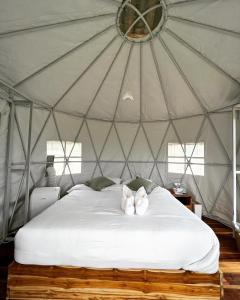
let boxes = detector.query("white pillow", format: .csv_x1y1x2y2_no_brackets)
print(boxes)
150,185,166,194
67,184,93,193
107,177,122,185
102,184,123,192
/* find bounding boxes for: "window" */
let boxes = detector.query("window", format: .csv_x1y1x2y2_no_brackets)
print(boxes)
117,0,164,42
168,142,204,176
47,141,82,176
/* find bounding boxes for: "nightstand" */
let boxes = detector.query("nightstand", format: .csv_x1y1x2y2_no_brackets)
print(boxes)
169,188,193,211
29,187,61,219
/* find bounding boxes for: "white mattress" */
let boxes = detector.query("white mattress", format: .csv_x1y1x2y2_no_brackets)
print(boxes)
15,186,219,273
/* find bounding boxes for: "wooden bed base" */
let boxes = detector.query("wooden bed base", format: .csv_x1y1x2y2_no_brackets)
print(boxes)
7,262,222,300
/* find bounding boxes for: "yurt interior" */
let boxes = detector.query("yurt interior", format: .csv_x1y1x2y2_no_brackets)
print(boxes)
0,0,240,299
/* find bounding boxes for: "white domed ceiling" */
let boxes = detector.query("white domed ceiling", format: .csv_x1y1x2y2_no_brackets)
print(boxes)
0,0,240,122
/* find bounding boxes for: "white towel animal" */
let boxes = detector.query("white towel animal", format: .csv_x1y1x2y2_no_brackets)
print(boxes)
135,186,149,216
121,185,135,216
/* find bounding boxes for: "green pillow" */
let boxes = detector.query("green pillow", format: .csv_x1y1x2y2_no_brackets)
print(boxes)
85,176,115,191
127,176,158,194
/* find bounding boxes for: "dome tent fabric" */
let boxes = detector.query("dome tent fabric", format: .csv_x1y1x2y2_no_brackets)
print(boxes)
0,0,240,241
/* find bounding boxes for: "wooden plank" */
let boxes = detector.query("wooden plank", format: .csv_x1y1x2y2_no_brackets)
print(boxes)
220,262,240,273
223,288,240,300
7,262,221,300
8,290,220,300
8,263,220,284
8,276,220,294
223,273,240,286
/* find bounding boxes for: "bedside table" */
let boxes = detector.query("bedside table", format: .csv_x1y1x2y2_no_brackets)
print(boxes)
169,188,193,211
29,187,61,219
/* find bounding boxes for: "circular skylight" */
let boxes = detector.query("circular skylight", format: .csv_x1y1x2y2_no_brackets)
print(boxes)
117,0,165,43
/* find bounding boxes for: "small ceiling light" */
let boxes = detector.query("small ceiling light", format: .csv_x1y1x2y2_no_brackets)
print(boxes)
123,92,134,101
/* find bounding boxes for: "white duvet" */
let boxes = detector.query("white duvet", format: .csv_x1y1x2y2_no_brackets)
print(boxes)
15,186,219,273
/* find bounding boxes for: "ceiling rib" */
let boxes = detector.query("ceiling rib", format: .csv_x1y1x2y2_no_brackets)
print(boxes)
207,115,231,163
85,121,104,176
97,124,114,162
111,44,134,177
53,34,119,108
9,169,25,229
141,124,165,184
149,39,177,185
209,117,240,215
165,28,240,87
167,0,214,8
148,122,171,186
31,111,51,155
52,111,75,185
149,41,172,119
56,117,86,186
114,123,132,177
139,43,143,122
120,124,141,178
158,35,207,113
84,40,126,118
14,24,115,88
179,116,206,184
209,168,232,214
170,119,209,213
56,41,128,175
14,110,35,185
64,119,85,175
52,105,235,123
168,15,240,38
0,79,50,108
0,13,115,38
112,44,133,121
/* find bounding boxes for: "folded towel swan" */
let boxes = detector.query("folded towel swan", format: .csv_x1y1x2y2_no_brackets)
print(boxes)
121,185,148,216
135,186,149,216
121,185,135,215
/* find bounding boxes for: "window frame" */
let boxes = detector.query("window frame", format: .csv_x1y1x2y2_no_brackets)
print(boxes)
46,140,82,176
167,142,204,176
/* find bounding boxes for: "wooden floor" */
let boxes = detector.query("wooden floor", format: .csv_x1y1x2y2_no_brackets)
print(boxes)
1,217,240,299
203,217,240,299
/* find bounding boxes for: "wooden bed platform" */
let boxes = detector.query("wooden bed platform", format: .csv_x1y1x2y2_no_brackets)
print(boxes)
7,262,222,300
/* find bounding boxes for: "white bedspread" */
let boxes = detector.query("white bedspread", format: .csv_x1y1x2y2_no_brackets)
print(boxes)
15,187,219,273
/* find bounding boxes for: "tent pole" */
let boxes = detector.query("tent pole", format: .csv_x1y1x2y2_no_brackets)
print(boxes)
14,24,115,88
24,102,33,224
2,95,15,241
0,78,50,108
168,15,240,39
233,105,240,230
0,13,115,40
164,28,240,87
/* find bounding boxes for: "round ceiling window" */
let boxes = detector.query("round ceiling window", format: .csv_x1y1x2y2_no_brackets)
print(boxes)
117,0,166,43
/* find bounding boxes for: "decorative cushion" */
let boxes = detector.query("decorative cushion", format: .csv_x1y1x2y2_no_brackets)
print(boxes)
127,176,158,194
85,176,115,191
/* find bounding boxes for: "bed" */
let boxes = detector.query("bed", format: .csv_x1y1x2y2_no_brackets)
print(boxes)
9,185,221,300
